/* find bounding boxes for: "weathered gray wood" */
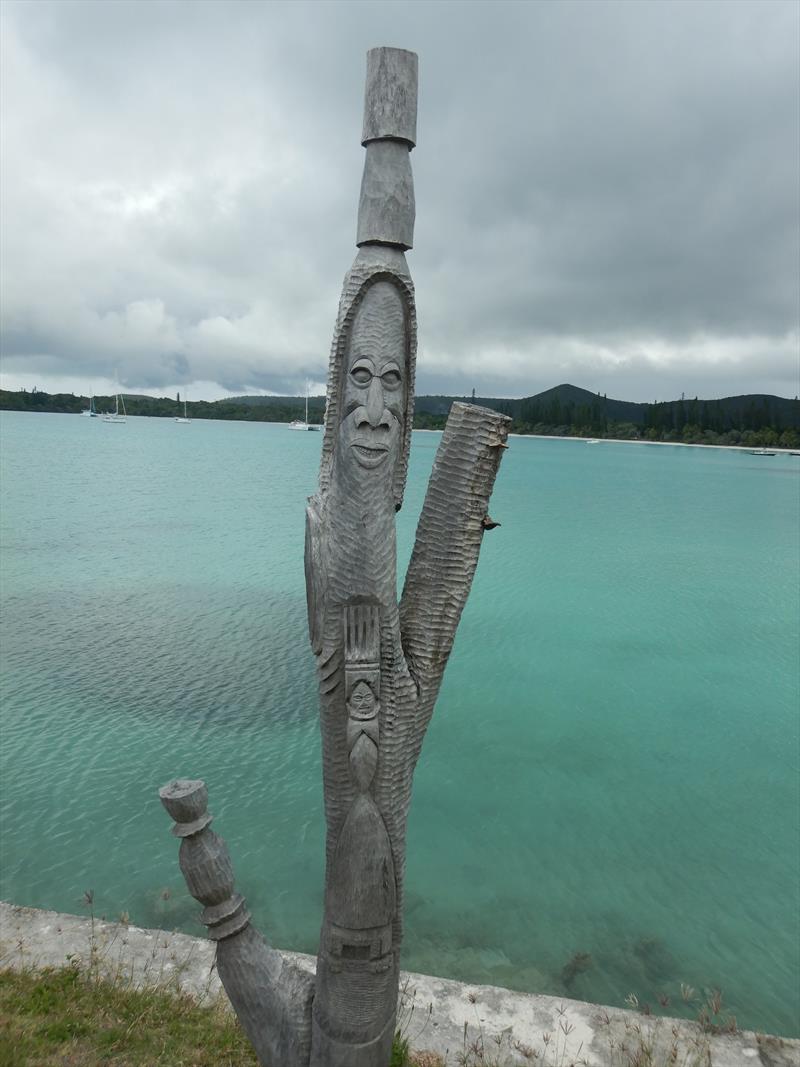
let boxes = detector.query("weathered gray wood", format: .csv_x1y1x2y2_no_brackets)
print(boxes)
306,52,509,1065
159,48,509,1067
158,779,314,1067
361,47,418,146
358,48,417,251
307,262,414,1066
357,140,415,249
400,402,510,742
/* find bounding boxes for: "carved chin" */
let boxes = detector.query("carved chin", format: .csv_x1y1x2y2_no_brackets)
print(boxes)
350,442,390,468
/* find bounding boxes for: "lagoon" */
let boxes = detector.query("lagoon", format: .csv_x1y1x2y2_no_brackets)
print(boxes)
1,410,798,1035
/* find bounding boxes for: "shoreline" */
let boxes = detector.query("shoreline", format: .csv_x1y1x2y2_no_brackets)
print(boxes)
508,431,800,453
3,410,797,455
412,426,799,454
1,902,797,1065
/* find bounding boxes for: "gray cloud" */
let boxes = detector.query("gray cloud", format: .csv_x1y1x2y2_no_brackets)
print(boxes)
1,0,798,402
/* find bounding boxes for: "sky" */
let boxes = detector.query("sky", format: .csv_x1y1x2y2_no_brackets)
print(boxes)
1,0,798,404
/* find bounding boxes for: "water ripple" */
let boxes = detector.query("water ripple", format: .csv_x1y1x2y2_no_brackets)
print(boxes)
1,414,798,1036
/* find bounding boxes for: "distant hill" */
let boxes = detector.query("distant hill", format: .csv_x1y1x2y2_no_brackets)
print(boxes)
505,383,645,425
414,383,797,433
486,386,797,431
2,384,797,447
410,384,799,448
227,394,326,413
415,383,799,429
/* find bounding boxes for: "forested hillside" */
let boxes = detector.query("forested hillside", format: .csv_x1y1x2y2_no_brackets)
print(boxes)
415,385,799,448
2,384,797,448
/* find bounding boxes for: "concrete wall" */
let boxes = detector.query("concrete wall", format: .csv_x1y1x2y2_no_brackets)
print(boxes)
1,902,795,1066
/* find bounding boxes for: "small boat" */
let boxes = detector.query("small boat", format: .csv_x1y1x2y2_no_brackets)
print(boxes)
749,448,775,456
586,438,600,445
175,397,191,424
80,396,97,418
102,395,127,423
289,389,320,431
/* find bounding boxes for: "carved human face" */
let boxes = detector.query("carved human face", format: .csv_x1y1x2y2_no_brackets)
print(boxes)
339,282,405,474
347,680,379,721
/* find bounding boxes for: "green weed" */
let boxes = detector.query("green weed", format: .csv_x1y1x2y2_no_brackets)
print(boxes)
0,965,258,1066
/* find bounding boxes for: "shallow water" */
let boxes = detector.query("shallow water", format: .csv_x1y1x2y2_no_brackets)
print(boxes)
1,411,798,1035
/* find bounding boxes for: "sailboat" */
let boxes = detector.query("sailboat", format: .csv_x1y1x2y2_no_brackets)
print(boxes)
289,387,320,431
102,395,127,423
175,396,191,424
80,396,97,418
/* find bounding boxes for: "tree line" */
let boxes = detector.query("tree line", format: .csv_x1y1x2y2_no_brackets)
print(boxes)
0,390,325,425
3,387,798,449
419,394,800,449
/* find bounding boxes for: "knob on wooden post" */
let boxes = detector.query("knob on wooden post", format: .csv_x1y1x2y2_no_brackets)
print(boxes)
159,778,250,940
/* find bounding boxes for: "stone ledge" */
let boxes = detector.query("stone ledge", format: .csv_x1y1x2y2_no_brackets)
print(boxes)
1,902,796,1066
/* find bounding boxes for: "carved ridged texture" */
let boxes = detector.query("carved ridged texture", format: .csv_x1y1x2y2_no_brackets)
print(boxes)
216,926,314,1067
315,954,396,1042
178,831,234,905
310,403,510,1058
311,473,398,875
318,265,417,511
161,788,314,1067
155,48,517,1067
400,402,511,751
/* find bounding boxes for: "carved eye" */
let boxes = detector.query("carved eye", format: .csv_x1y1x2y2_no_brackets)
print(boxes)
350,365,372,386
381,369,401,389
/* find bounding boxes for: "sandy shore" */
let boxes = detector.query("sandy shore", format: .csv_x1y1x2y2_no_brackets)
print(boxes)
507,433,799,453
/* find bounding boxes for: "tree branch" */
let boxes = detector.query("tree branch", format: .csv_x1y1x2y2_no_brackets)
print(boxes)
399,402,510,741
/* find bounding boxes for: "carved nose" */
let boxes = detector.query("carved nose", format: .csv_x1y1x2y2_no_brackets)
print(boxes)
365,376,384,427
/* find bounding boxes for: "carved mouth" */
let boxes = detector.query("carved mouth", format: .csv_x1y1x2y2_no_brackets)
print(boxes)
351,442,390,468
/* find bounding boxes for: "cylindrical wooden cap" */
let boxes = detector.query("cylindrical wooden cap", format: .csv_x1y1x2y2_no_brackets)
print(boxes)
362,47,418,147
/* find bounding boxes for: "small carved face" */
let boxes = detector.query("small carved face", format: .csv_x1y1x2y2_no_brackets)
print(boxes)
339,282,405,472
347,680,378,721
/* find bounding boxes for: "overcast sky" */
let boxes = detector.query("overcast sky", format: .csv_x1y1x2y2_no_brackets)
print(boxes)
1,0,798,403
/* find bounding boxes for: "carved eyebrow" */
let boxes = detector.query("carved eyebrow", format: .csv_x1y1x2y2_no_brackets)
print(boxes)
350,356,375,371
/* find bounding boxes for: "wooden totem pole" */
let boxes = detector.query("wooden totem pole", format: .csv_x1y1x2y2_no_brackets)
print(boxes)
160,48,510,1067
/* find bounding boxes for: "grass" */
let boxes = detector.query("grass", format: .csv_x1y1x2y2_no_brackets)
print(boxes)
0,964,259,1066
0,967,785,1067
0,955,775,1067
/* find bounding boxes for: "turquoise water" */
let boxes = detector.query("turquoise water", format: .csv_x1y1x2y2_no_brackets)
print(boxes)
1,410,798,1036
